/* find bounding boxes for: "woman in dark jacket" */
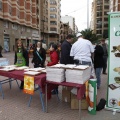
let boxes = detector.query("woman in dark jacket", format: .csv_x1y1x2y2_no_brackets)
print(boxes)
94,44,104,89
32,41,46,68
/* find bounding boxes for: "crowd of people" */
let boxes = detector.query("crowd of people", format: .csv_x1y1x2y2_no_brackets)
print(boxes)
0,34,108,90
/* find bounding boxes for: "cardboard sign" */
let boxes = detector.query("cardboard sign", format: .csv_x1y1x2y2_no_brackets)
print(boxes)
23,75,34,95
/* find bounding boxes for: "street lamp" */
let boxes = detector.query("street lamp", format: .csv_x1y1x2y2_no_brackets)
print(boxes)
87,0,89,29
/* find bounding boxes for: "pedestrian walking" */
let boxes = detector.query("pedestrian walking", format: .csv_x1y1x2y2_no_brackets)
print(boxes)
100,38,108,74
14,39,29,89
60,34,74,64
94,44,104,89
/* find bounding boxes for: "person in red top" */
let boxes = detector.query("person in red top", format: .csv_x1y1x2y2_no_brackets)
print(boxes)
47,43,59,66
47,43,59,94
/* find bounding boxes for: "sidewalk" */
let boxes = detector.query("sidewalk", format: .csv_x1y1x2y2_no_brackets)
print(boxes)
0,52,119,120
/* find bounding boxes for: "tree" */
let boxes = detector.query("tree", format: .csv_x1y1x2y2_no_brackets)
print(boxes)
80,28,99,43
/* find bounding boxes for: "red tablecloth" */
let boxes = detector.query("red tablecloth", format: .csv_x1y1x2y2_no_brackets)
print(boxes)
0,70,85,100
46,81,86,100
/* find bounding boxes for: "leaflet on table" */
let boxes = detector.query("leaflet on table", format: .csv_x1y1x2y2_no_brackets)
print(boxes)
49,64,89,70
0,67,15,71
15,66,29,70
24,71,41,75
24,67,45,72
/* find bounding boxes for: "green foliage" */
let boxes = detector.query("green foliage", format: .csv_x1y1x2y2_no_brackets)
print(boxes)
80,28,100,43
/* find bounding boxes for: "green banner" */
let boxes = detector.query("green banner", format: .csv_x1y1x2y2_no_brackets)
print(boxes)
106,12,120,111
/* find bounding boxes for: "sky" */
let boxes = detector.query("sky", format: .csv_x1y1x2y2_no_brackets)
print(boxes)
61,0,93,32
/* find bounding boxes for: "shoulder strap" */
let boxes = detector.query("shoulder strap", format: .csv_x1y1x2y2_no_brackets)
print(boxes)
36,51,43,61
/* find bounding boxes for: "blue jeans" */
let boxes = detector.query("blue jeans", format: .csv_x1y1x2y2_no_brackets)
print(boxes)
95,68,102,87
74,60,91,66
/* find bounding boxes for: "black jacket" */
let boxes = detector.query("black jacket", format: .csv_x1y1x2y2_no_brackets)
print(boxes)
32,48,46,67
60,40,74,64
14,49,29,66
94,45,104,68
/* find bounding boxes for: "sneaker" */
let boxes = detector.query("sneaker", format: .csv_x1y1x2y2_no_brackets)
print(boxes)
103,73,107,75
97,86,100,89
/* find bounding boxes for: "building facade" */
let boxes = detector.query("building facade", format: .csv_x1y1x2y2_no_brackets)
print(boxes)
0,0,61,51
59,22,69,41
109,0,120,11
0,0,40,52
47,0,61,45
91,0,109,38
61,15,75,35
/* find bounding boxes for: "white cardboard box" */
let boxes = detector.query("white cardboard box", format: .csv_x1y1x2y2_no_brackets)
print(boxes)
65,66,91,84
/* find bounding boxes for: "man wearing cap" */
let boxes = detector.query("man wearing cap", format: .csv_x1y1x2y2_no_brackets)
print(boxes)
70,33,94,66
100,38,108,74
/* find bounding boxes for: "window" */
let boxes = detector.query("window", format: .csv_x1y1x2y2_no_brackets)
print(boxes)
50,27,57,31
12,24,18,30
50,7,57,12
21,26,25,32
96,30,102,34
17,10,20,18
97,12,102,17
9,6,12,15
17,0,19,5
4,21,9,28
50,14,57,18
97,6,102,11
50,21,57,25
27,28,31,32
104,5,109,9
50,0,57,5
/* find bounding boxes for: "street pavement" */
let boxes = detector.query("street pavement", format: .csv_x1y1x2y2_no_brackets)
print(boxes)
0,52,119,120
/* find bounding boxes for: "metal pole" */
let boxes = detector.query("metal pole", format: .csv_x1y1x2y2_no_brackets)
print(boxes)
39,0,41,40
87,0,89,29
43,20,44,40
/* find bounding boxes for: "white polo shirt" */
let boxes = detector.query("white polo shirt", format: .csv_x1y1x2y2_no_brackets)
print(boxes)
70,38,94,62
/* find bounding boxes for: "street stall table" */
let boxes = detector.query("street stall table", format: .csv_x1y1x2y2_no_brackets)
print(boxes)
0,69,47,111
45,80,86,120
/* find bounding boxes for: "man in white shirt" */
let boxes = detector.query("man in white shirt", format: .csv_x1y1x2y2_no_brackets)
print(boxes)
70,33,94,66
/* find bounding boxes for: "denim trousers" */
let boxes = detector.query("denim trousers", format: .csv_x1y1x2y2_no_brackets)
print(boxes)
75,60,91,66
95,68,102,87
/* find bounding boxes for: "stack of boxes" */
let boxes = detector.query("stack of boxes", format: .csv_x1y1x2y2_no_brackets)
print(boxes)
62,87,88,110
46,64,90,109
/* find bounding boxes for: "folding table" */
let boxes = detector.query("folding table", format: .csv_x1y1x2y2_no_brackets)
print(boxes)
45,81,86,120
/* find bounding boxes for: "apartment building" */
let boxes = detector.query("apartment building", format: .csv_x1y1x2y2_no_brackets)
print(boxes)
61,15,75,35
59,22,69,41
0,0,61,51
39,0,61,46
110,0,120,11
48,0,61,45
0,0,40,52
91,0,109,38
